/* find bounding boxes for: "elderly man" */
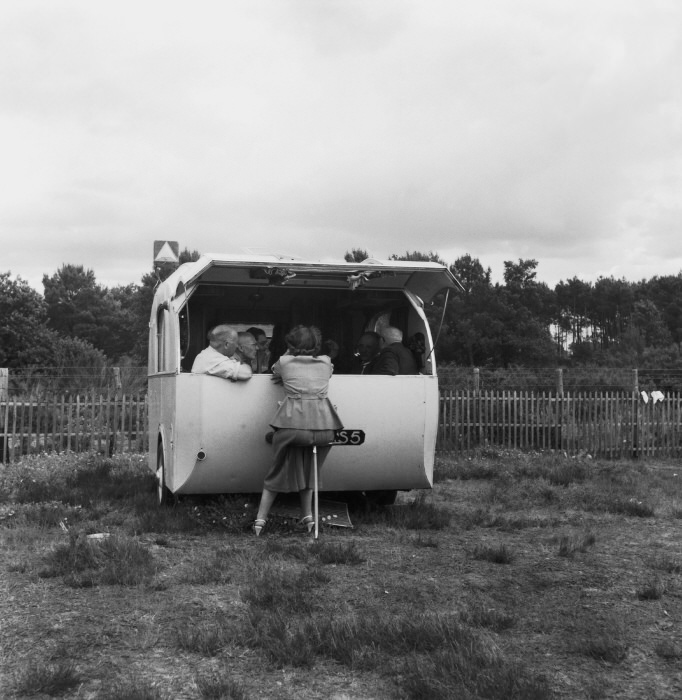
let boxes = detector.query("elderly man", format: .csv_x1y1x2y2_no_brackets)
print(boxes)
246,326,271,373
191,325,253,381
373,326,418,375
235,331,258,368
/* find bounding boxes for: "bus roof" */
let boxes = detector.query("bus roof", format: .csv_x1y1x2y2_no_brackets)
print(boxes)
160,253,463,304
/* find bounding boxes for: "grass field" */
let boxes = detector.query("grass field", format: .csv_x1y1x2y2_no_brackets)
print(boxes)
1,449,681,699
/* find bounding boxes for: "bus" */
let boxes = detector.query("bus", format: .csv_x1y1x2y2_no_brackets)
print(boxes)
148,253,460,506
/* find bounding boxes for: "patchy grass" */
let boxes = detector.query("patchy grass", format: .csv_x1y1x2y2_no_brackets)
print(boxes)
472,543,514,564
11,658,80,697
195,668,249,700
574,616,630,663
39,531,157,587
636,577,666,600
557,531,596,557
2,450,682,699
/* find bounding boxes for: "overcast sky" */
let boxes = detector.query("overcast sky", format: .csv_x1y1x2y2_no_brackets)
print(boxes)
1,0,680,292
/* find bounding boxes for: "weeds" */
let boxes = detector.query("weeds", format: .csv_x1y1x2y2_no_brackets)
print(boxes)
252,611,551,698
313,539,365,565
195,667,249,699
636,577,665,600
575,617,629,662
180,547,235,584
649,553,682,574
609,498,655,517
358,494,451,530
12,658,80,697
175,617,234,656
654,640,682,661
557,532,596,557
473,543,514,564
39,532,157,587
460,602,516,632
98,676,168,700
242,564,317,614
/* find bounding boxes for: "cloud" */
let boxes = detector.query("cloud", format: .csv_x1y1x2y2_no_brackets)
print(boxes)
1,0,681,290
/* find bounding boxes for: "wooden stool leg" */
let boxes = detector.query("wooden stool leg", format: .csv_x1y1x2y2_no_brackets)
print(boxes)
313,445,319,539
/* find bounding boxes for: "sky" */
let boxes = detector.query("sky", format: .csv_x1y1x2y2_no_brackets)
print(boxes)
1,0,681,293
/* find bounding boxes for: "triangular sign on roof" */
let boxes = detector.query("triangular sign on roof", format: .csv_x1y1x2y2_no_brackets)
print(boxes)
154,240,180,265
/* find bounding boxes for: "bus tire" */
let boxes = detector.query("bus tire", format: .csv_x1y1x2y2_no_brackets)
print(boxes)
156,444,172,506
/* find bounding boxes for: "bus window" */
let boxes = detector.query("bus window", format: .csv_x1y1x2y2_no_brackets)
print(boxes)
156,306,171,373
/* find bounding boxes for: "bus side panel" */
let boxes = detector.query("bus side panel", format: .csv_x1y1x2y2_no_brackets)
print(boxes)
173,374,279,493
172,374,435,495
322,375,435,491
147,374,177,489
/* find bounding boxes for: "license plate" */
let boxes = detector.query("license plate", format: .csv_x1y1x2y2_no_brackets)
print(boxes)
332,429,366,445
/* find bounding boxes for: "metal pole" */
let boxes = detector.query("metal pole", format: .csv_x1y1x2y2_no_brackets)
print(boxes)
313,445,319,539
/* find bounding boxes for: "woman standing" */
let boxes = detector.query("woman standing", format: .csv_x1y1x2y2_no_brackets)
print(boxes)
253,325,343,535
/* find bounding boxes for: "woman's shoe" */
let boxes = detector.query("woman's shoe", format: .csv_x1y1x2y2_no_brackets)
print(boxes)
297,515,315,534
253,519,266,536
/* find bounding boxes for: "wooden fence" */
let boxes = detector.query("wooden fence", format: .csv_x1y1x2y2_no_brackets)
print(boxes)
1,394,148,463
2,390,682,463
438,390,682,458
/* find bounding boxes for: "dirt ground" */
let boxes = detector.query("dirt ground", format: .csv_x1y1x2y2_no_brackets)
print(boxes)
1,457,681,699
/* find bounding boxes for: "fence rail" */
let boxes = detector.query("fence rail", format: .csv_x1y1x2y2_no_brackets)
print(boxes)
2,390,681,463
1,394,148,463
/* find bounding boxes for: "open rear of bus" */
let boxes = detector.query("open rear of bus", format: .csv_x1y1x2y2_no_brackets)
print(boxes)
148,254,459,504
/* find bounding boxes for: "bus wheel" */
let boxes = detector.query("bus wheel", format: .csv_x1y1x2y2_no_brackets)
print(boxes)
365,490,398,507
156,447,171,506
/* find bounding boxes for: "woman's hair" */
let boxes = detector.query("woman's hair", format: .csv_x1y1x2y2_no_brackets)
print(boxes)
285,325,322,356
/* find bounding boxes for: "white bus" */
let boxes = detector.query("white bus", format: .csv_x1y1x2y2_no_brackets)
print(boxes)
148,253,460,506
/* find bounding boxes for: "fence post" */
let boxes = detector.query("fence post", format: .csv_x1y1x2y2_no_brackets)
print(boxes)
555,369,563,398
0,368,8,401
473,368,480,396
632,369,639,458
113,367,122,392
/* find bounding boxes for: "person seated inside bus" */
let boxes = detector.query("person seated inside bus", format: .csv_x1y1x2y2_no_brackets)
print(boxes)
351,331,382,374
266,323,287,372
407,332,426,372
235,331,258,368
191,325,253,381
372,326,418,375
246,326,271,373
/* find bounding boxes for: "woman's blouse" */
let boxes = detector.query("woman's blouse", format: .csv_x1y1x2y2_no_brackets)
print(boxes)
270,354,343,431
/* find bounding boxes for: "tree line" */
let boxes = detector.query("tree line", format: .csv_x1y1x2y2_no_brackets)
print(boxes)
2,248,681,388
0,249,200,392
345,248,682,371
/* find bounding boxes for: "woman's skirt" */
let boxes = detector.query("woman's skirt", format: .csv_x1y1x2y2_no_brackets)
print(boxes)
264,428,336,492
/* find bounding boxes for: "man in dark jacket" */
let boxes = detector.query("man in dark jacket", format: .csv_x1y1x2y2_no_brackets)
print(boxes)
373,326,418,375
